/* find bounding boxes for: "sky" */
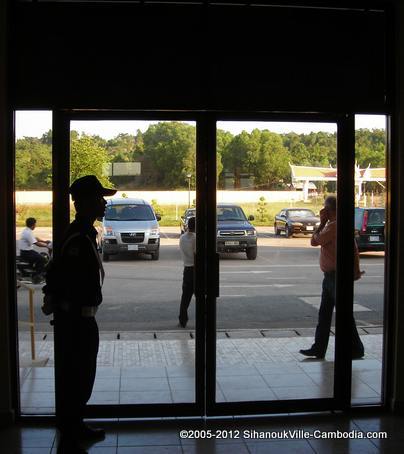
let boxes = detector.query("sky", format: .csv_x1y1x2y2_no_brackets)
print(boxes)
15,111,386,139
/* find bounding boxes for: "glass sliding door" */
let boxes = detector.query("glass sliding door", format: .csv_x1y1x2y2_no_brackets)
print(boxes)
50,112,204,417
213,119,338,406
351,115,387,405
15,111,54,414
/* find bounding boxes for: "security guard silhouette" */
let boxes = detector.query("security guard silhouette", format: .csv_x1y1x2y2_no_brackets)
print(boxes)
45,175,116,453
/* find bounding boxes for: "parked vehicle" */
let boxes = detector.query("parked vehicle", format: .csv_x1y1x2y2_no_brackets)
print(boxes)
100,198,161,261
274,208,320,237
217,204,257,260
355,207,385,252
180,208,196,234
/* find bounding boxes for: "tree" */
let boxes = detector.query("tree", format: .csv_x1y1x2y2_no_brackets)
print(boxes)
106,133,136,162
254,130,291,188
141,122,196,189
70,134,113,187
15,137,52,189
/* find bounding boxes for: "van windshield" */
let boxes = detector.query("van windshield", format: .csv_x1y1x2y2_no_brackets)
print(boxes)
105,204,156,221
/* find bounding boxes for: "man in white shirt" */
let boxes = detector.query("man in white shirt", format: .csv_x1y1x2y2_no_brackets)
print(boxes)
178,216,196,328
20,217,51,281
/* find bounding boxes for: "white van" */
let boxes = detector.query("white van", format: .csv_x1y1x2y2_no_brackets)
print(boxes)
100,198,161,261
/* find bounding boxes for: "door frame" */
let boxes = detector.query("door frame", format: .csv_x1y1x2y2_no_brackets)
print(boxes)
204,112,358,415
52,110,205,418
50,109,380,418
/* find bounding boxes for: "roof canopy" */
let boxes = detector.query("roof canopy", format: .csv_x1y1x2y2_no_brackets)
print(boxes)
290,164,385,183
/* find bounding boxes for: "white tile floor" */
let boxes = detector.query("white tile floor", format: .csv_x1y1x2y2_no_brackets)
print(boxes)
18,333,383,412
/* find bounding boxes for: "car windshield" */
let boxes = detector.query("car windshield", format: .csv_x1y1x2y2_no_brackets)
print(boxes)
105,204,155,221
288,210,316,218
217,206,247,221
185,209,196,218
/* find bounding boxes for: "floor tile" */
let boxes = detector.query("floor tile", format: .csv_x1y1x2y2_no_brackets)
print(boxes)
255,363,304,375
216,365,259,376
88,392,120,405
246,440,315,453
223,387,278,402
165,366,195,378
352,415,404,440
171,389,195,403
93,378,121,392
87,448,117,454
118,428,179,446
118,447,181,454
21,379,55,393
216,375,268,390
183,443,250,453
120,377,170,392
96,367,122,378
121,367,167,378
168,377,195,391
262,373,316,388
308,438,380,453
272,385,330,400
119,391,172,404
20,392,55,408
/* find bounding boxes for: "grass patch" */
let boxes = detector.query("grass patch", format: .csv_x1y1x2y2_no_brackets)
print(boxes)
16,199,326,227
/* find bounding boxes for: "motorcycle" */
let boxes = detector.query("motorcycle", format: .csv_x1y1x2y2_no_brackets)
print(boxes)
16,244,52,285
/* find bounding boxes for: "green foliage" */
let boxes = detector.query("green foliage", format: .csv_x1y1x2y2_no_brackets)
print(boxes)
70,134,113,187
141,122,196,189
256,196,268,221
151,199,164,217
15,136,52,189
15,124,385,193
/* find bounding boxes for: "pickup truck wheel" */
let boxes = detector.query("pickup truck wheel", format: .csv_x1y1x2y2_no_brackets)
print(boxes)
151,248,160,261
246,246,257,260
102,252,110,262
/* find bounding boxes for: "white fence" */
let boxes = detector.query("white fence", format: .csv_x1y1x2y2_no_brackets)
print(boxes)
16,190,305,205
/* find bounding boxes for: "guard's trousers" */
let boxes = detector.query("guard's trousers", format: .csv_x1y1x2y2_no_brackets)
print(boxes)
54,311,99,434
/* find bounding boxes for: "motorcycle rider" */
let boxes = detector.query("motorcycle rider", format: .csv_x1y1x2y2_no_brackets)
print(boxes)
19,217,51,283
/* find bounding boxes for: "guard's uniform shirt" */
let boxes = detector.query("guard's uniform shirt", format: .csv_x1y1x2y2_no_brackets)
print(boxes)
58,215,103,309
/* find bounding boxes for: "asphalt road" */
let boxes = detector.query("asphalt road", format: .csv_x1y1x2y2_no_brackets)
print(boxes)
16,227,385,332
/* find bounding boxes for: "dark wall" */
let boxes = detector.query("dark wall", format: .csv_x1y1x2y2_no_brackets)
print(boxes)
11,3,388,112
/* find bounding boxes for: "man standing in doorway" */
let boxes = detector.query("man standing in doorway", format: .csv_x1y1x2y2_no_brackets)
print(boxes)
299,195,365,360
44,175,116,453
178,216,196,328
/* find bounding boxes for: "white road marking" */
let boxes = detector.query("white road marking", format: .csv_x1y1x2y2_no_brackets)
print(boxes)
221,270,273,274
299,296,372,312
221,284,295,288
265,277,307,280
218,295,247,298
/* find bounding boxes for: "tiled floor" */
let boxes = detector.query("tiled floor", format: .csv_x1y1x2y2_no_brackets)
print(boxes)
1,412,404,453
19,333,383,412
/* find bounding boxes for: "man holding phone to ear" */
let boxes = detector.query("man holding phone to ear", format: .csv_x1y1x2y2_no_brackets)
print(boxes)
299,195,365,360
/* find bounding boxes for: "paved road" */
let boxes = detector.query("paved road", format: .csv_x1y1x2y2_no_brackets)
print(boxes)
16,228,385,332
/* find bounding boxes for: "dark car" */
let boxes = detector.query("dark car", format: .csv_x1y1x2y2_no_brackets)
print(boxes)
216,204,257,260
180,208,196,234
355,207,385,252
274,208,320,237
